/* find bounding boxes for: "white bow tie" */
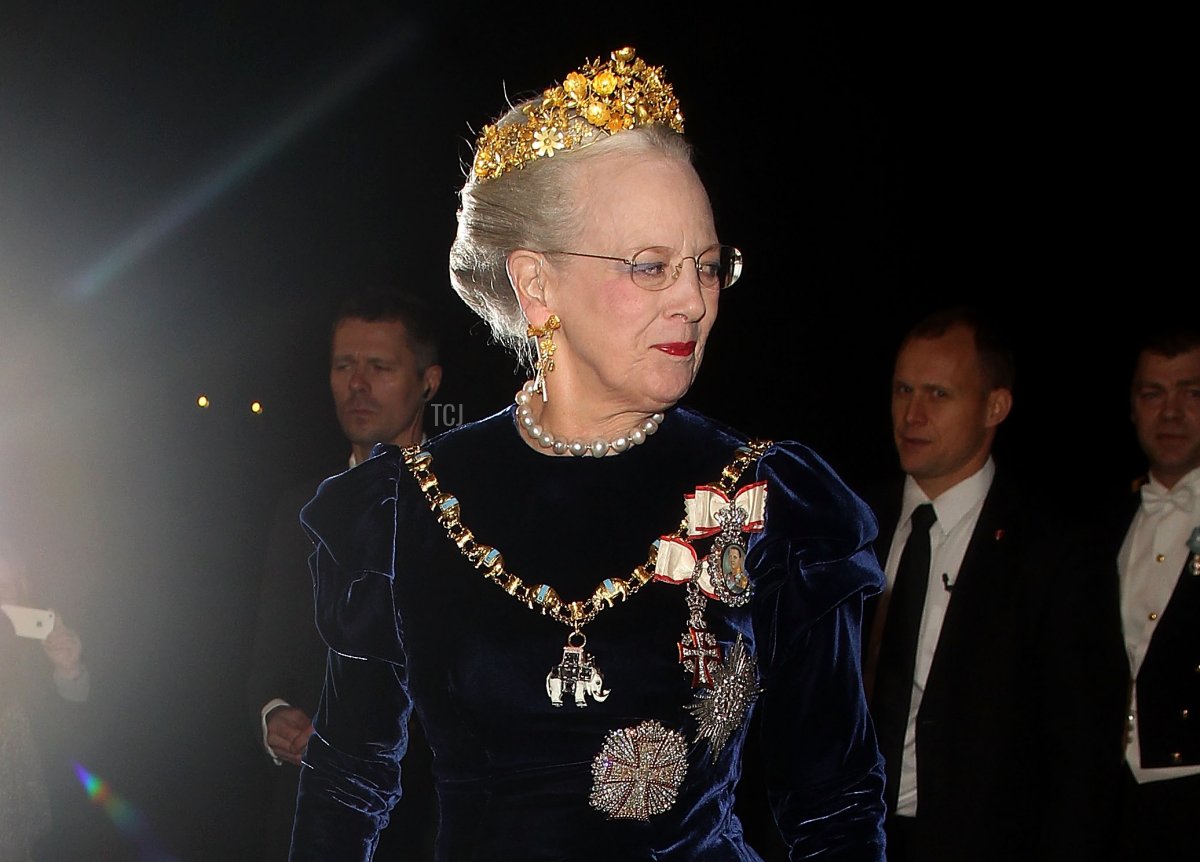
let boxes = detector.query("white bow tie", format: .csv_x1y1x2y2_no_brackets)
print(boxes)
1141,483,1196,516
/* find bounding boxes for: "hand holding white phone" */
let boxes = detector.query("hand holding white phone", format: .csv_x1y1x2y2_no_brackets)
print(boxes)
1,603,56,640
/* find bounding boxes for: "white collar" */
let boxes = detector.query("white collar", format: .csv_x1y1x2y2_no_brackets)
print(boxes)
900,457,995,535
1145,464,1200,496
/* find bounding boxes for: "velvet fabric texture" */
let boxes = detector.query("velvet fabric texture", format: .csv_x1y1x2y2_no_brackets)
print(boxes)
291,406,886,861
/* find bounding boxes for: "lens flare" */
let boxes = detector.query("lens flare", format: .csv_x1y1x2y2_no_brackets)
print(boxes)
73,763,182,861
68,25,417,299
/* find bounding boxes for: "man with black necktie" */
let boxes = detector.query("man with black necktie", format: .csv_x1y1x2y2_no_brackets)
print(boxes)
862,306,1126,862
1110,328,1200,861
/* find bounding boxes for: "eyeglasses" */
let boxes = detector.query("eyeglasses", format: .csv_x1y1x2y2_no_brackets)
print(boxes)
546,244,744,291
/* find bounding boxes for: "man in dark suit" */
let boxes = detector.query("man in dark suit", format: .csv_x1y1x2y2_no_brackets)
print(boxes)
1111,328,1200,861
245,289,443,861
864,306,1126,862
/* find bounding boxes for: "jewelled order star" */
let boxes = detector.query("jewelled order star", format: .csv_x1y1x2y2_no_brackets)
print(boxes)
685,633,762,762
590,720,688,820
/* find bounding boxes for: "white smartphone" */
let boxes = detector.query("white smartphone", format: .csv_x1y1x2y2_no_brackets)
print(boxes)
1,604,56,640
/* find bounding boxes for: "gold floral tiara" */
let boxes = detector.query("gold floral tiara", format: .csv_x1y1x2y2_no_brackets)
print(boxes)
471,46,685,182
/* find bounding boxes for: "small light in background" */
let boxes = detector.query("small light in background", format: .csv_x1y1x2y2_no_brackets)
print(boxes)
196,394,210,409
250,400,264,415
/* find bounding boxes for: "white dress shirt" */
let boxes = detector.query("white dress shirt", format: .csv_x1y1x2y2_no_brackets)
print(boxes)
1118,464,1200,784
867,458,995,816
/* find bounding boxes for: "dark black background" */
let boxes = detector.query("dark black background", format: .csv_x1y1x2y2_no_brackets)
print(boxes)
0,5,1165,859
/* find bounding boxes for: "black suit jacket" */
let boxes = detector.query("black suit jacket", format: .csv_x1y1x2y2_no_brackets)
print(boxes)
866,469,1127,862
246,477,329,747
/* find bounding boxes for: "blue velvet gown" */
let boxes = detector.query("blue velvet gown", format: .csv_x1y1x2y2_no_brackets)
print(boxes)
290,406,886,861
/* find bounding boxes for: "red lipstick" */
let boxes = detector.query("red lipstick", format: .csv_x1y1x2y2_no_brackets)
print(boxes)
655,342,696,357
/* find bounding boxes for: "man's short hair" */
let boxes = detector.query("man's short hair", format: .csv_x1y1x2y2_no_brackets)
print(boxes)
1128,327,1200,396
901,305,1015,392
331,289,441,369
1136,327,1200,361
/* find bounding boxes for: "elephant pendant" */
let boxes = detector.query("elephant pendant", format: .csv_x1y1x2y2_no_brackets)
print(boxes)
546,636,611,708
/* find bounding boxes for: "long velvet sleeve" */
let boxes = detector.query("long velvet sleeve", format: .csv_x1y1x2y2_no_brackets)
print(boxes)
289,454,412,862
745,443,887,860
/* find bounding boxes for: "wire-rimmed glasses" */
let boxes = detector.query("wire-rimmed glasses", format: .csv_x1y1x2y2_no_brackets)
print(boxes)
546,245,743,291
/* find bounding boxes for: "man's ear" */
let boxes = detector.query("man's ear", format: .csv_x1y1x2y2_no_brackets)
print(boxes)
985,387,1013,428
420,364,443,402
507,249,551,323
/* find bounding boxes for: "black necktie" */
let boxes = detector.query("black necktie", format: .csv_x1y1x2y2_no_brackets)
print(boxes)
873,502,937,814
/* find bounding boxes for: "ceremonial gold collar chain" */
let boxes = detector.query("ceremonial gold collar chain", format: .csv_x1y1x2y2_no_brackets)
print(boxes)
402,438,770,634
404,432,772,821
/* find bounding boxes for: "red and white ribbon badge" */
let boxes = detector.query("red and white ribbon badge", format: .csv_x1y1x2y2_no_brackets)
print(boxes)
685,481,767,538
653,481,767,597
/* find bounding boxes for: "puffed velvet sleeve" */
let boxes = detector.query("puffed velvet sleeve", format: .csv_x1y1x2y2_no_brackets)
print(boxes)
744,442,887,860
289,448,413,862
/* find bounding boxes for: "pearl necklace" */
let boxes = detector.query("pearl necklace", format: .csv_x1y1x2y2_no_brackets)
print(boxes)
513,381,665,457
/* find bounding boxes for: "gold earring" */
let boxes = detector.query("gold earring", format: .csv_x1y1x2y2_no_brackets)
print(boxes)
526,314,561,402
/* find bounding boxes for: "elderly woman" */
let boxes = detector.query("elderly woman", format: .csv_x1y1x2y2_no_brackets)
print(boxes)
290,48,885,861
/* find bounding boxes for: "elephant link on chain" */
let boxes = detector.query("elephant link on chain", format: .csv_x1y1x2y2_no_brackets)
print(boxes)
546,642,611,707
